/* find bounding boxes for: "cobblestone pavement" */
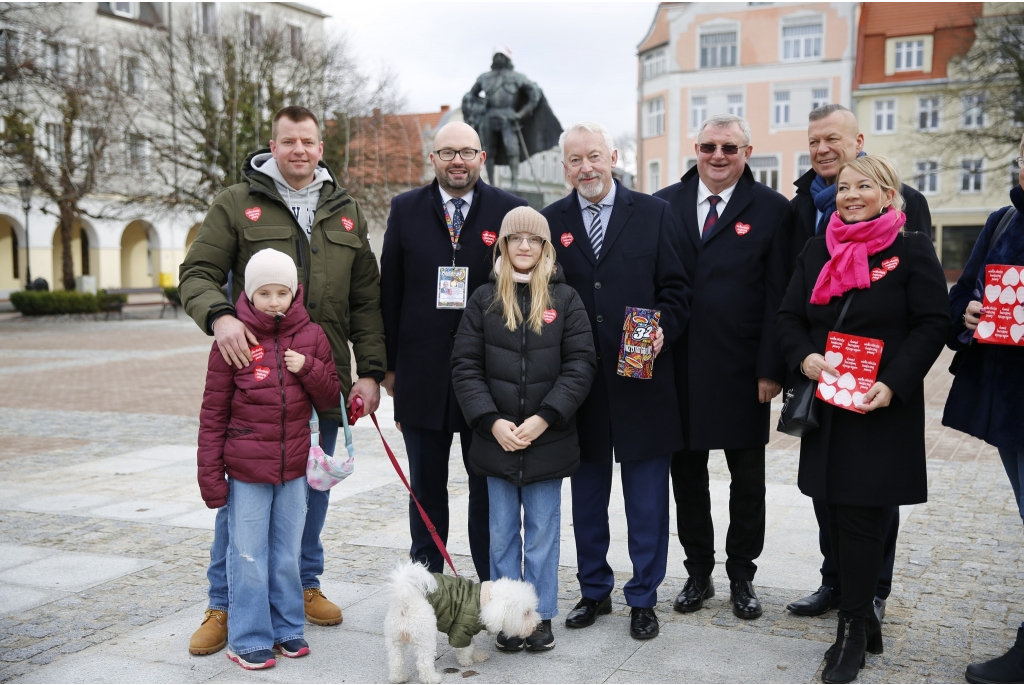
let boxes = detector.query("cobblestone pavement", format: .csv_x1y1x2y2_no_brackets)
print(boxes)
0,315,1019,683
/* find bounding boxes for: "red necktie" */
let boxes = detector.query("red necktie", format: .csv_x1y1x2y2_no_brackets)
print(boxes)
702,195,721,239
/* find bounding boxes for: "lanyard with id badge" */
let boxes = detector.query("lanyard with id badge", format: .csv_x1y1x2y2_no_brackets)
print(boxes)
437,199,469,309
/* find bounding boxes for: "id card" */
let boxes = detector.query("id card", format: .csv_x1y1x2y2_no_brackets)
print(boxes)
436,266,469,309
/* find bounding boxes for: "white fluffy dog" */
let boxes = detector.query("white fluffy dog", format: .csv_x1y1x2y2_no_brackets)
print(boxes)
384,560,540,684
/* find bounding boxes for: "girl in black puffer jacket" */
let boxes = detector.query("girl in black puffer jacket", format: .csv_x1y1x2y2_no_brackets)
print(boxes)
452,206,596,652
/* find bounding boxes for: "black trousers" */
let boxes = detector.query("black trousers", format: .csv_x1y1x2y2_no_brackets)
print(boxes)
814,498,898,599
671,446,765,581
402,426,489,580
827,503,887,619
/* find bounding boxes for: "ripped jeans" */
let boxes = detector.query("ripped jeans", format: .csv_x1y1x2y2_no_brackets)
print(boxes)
226,476,307,654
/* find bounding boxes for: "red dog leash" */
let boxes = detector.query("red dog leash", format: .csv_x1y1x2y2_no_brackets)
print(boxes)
354,401,459,577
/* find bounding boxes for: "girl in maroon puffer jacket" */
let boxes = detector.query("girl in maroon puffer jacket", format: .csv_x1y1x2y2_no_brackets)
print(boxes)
197,248,340,670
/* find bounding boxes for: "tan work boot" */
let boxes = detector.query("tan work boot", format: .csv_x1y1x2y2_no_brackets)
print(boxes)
304,588,343,626
188,609,227,655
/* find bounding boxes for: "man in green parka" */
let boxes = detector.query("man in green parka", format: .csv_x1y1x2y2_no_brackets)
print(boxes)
179,105,386,655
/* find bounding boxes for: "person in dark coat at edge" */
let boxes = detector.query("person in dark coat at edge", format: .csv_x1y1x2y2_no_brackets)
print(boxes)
776,155,949,682
541,121,691,641
785,104,934,625
380,121,528,580
654,114,792,620
947,134,1024,685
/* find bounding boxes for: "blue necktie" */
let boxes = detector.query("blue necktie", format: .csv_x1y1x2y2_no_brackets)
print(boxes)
586,204,604,257
450,198,465,241
702,195,721,240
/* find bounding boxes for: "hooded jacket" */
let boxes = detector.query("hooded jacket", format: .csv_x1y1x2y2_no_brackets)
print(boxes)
180,150,385,422
197,285,341,508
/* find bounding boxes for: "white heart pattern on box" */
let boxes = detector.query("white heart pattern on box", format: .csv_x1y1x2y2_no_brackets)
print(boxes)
978,321,996,338
1018,286,1024,304
833,389,853,406
820,370,838,385
837,372,857,390
986,284,1002,302
852,391,866,406
1012,324,1024,344
1014,305,1024,324
824,351,844,367
818,383,837,400
1001,287,1017,305
1004,268,1022,287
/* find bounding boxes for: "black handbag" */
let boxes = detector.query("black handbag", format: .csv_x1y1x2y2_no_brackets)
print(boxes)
777,286,858,437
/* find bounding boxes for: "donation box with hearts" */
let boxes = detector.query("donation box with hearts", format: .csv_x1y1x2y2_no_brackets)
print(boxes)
815,332,885,414
974,264,1024,346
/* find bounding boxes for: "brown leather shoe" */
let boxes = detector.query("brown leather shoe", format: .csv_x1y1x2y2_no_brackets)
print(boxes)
304,588,342,626
188,609,227,655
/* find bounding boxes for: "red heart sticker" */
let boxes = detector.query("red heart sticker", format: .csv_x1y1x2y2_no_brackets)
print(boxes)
341,216,355,232
882,256,899,271
870,268,887,282
481,231,497,246
244,207,262,222
250,345,264,362
542,309,557,324
560,232,574,247
254,366,270,381
734,222,751,236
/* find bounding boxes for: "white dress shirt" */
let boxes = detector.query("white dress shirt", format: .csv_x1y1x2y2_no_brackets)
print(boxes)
696,179,738,233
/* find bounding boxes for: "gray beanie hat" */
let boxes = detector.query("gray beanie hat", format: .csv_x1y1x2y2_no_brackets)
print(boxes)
245,248,298,300
498,206,552,250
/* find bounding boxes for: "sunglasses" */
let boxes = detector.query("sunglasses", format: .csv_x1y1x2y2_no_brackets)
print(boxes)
698,144,749,155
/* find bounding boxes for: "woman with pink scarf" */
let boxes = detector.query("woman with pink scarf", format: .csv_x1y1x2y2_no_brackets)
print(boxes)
776,156,949,683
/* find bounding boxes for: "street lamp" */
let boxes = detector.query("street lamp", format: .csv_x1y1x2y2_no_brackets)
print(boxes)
17,178,32,289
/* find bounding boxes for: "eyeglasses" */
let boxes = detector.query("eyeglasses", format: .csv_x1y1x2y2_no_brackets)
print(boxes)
434,148,481,161
506,234,544,246
698,143,749,155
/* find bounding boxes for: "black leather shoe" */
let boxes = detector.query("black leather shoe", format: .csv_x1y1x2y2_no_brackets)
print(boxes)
966,627,1024,684
873,596,886,623
629,607,659,640
673,575,714,613
730,580,763,619
786,585,840,617
564,596,612,629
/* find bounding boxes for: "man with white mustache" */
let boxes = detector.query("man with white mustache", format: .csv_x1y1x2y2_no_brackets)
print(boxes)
785,103,932,624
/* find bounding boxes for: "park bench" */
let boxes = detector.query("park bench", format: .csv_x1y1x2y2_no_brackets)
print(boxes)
104,287,179,320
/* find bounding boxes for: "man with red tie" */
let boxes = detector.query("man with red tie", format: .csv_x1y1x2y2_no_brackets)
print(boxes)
654,114,792,620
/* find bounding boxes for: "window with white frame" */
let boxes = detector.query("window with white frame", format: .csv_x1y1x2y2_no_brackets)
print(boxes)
1,28,20,71
128,132,149,172
200,2,217,37
749,155,779,190
773,91,790,126
81,126,108,172
45,122,63,163
643,98,664,138
962,94,986,128
727,93,744,118
691,95,707,131
112,2,137,18
915,160,938,194
246,11,263,46
894,40,924,71
642,48,667,81
917,96,940,131
873,100,896,133
77,46,100,85
647,161,661,193
811,88,829,111
782,22,822,61
700,30,737,69
797,153,812,178
122,54,145,95
202,73,222,109
290,25,303,59
961,159,983,192
45,41,66,77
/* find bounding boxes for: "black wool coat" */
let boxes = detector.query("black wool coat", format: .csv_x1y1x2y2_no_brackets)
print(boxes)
380,179,528,432
451,267,597,486
790,168,932,271
655,165,793,450
542,182,692,463
775,231,950,506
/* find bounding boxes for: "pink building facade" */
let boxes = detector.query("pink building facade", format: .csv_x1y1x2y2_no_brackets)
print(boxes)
636,2,858,199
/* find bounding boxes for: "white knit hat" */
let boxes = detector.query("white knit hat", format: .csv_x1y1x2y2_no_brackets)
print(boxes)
245,249,298,300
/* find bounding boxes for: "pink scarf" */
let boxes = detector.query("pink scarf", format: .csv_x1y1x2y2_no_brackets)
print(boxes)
809,209,905,305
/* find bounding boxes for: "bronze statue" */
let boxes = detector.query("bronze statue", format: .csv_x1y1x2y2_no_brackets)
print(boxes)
462,48,562,191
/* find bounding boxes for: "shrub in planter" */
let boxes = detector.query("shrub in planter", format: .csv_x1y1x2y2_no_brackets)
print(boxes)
97,290,128,312
10,290,100,315
163,286,181,305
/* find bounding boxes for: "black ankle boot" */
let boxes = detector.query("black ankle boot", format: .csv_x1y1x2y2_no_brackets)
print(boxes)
822,614,868,684
966,627,1024,684
866,610,883,655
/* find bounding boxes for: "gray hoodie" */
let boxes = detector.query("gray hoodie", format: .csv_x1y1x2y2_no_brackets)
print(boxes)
252,152,332,241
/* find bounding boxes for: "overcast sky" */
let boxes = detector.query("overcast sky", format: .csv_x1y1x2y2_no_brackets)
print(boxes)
307,1,659,141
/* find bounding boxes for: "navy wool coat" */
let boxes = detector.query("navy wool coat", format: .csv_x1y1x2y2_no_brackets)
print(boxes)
655,165,793,450
942,185,1024,450
380,179,528,432
542,182,692,463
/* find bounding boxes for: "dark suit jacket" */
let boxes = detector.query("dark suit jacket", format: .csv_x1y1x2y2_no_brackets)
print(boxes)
655,165,793,450
380,179,527,432
790,168,933,271
542,181,691,463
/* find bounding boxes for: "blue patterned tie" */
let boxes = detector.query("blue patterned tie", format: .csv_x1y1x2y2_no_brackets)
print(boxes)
450,198,465,241
586,204,604,257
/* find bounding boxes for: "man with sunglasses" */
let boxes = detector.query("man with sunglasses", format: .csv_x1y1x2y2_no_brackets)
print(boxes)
654,114,792,620
380,121,527,580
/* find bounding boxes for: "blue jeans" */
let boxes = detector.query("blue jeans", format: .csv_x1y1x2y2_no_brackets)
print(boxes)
208,420,338,610
226,476,307,654
998,447,1024,524
487,476,562,620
